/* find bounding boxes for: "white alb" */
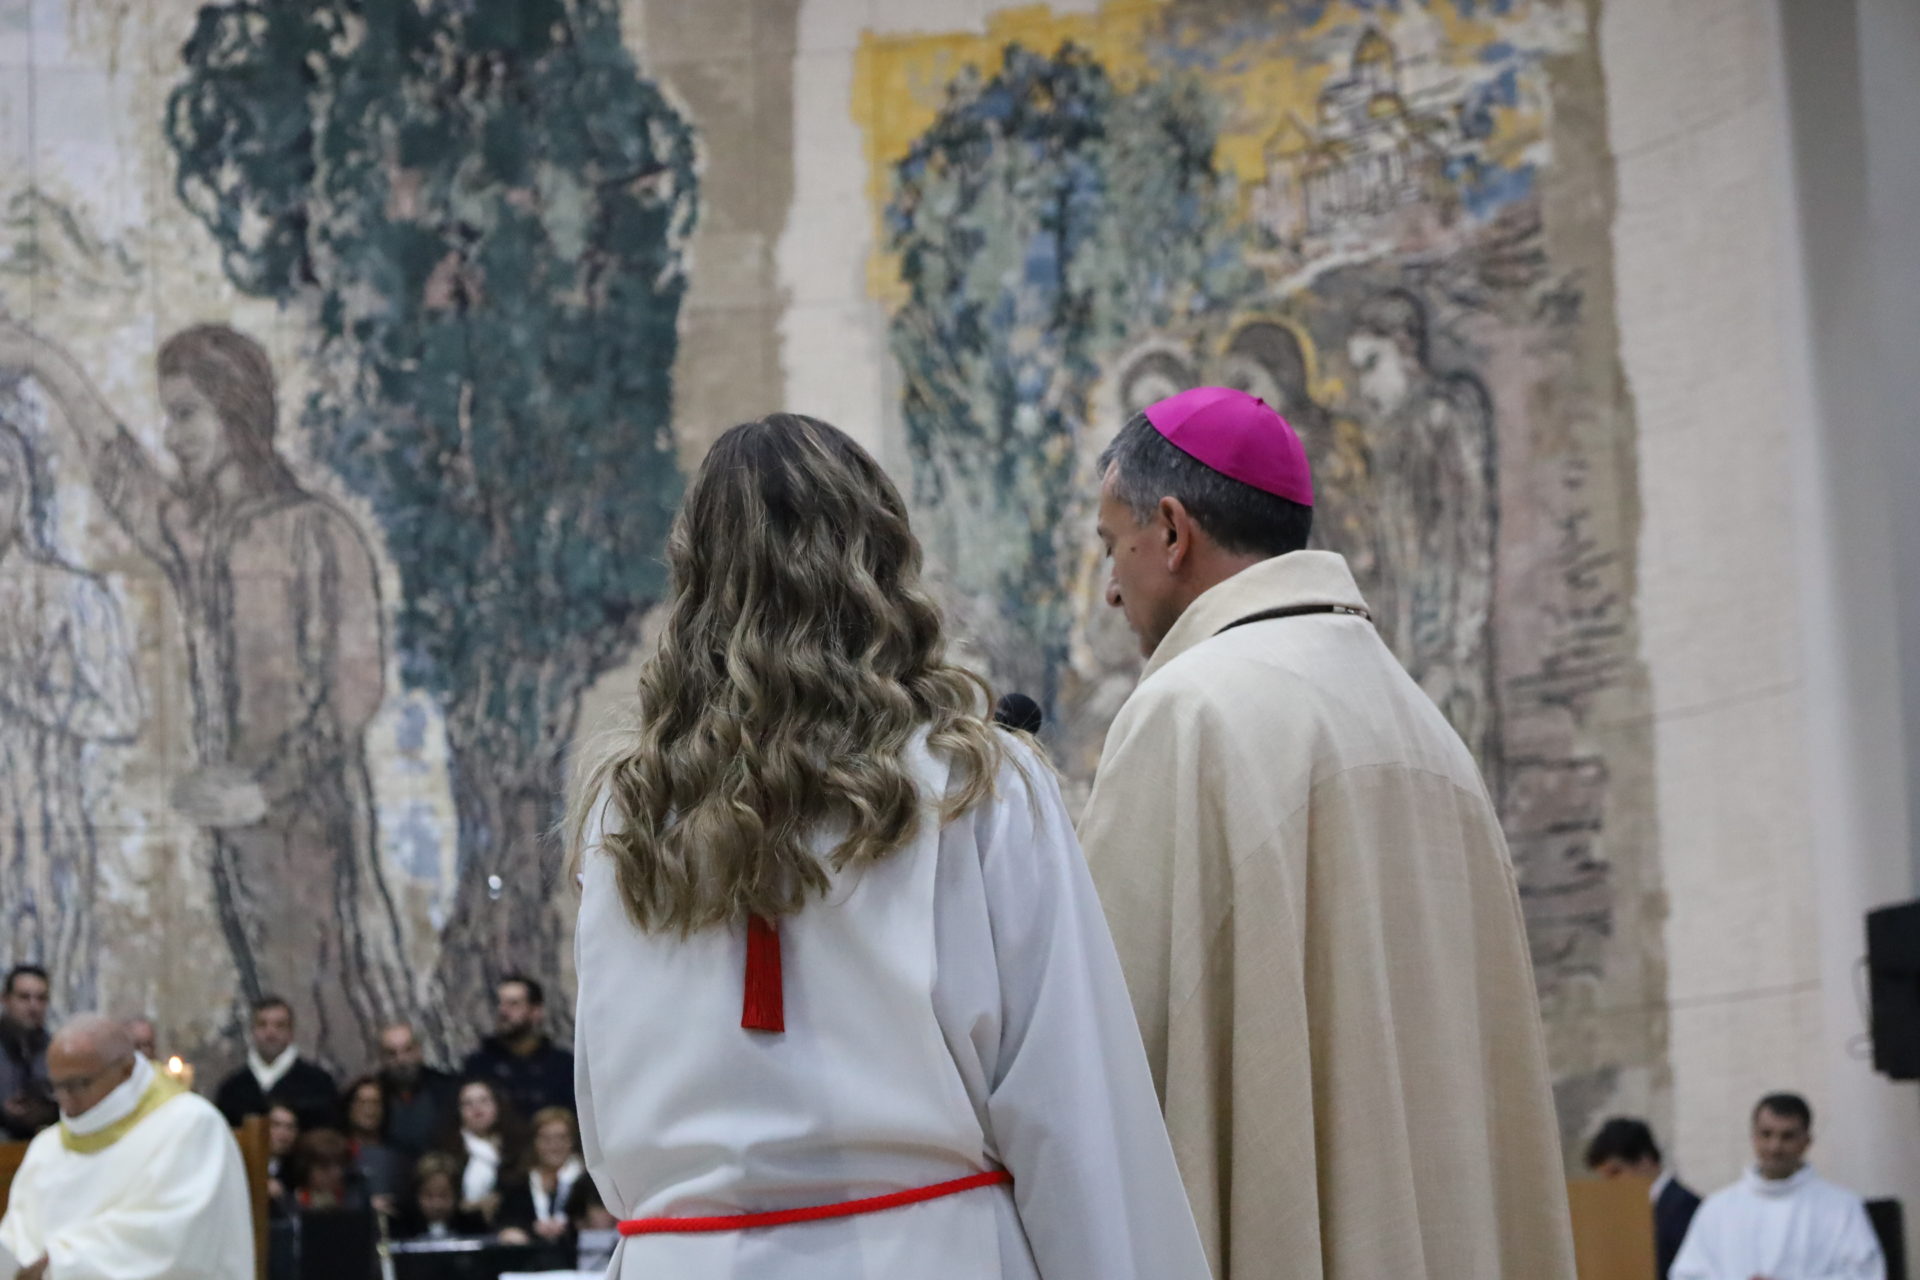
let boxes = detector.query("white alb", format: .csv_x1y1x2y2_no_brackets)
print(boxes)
574,735,1211,1279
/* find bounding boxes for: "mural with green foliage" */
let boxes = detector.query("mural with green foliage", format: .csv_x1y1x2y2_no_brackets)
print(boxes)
865,2,1653,1150
164,0,697,1044
887,43,1250,709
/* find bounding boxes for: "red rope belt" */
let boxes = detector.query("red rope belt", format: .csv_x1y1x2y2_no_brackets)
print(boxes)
618,1169,1012,1237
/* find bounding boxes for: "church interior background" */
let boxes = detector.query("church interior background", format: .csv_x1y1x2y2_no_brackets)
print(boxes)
1,0,1916,1206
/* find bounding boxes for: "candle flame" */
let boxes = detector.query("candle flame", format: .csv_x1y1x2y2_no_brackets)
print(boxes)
167,1056,185,1074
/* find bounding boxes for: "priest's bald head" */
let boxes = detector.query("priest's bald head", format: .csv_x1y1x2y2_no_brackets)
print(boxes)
48,1013,138,1120
1097,387,1314,656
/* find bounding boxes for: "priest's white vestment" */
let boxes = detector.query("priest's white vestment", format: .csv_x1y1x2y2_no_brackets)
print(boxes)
1670,1166,1885,1280
1079,551,1576,1279
573,735,1211,1279
0,1057,253,1278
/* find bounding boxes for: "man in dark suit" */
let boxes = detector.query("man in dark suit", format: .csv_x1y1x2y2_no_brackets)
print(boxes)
1586,1116,1701,1280
213,996,340,1130
462,974,574,1120
376,1019,458,1157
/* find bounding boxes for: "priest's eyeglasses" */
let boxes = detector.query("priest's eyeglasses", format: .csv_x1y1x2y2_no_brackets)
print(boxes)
49,1055,134,1098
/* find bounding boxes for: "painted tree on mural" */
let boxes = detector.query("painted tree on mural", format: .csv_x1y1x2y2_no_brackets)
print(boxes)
165,0,697,1043
886,43,1250,711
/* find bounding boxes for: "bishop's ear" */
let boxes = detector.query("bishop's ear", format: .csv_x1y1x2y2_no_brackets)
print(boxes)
1158,495,1196,570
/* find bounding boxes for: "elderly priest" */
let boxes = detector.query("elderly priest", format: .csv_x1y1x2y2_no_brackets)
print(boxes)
0,1015,252,1279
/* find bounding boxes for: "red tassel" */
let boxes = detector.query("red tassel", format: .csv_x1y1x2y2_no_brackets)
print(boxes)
741,913,785,1033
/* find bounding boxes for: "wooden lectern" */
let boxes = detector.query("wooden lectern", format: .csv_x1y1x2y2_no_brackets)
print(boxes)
1568,1176,1658,1280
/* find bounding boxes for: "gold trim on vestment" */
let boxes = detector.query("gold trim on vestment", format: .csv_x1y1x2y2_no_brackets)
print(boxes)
58,1073,187,1154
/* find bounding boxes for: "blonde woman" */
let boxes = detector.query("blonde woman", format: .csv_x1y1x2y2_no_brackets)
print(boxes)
497,1107,585,1245
569,416,1209,1279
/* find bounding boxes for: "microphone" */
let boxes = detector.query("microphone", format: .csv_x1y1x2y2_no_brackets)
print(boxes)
992,693,1044,735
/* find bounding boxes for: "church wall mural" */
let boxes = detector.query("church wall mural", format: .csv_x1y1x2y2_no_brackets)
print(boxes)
2,0,1663,1160
850,0,1663,1152
2,0,695,1071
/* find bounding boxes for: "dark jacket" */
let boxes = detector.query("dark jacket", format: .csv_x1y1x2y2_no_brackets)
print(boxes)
461,1036,574,1120
215,1056,342,1131
1655,1175,1703,1280
348,1137,410,1202
494,1166,587,1235
381,1066,458,1158
0,1017,55,1140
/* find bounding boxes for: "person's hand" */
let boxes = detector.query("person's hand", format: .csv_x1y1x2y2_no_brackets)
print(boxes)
370,1194,396,1218
533,1217,568,1241
267,1178,285,1200
171,766,267,828
496,1228,531,1246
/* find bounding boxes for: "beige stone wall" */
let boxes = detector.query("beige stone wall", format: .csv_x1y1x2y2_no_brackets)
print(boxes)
1604,0,1920,1200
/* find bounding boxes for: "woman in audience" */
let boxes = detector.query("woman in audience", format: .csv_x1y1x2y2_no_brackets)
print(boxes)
496,1107,586,1246
265,1103,300,1218
393,1153,489,1241
436,1078,522,1223
342,1075,406,1215
566,1177,619,1273
289,1129,369,1211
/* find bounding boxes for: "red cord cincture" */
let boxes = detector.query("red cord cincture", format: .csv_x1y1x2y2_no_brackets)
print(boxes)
619,1169,1013,1236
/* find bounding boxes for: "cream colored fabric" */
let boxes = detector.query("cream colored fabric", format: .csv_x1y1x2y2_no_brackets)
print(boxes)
1081,550,1575,1280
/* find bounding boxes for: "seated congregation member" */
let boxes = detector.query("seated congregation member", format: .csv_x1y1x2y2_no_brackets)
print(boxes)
1585,1116,1700,1280
393,1153,490,1242
0,1014,252,1278
288,1128,370,1212
377,1020,457,1158
343,1074,407,1212
124,1016,158,1062
0,965,56,1140
214,996,339,1130
437,1078,523,1224
496,1107,586,1246
265,1103,301,1217
461,975,574,1119
1671,1093,1884,1280
566,1178,619,1274
568,415,1208,1279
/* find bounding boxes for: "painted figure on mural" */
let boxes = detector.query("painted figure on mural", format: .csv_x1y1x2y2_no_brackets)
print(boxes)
1345,289,1499,771
0,319,411,1068
1219,319,1383,594
0,409,141,1013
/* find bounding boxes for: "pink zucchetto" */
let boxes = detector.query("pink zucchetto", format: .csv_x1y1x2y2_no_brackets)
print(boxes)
1142,386,1314,507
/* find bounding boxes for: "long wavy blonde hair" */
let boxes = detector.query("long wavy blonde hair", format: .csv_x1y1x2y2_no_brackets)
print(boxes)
567,413,1007,932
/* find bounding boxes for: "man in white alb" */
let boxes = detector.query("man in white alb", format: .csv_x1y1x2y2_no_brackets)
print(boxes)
0,1014,252,1279
1670,1093,1884,1280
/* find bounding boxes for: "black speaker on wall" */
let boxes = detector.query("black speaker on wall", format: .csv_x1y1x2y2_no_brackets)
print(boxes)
1866,899,1920,1080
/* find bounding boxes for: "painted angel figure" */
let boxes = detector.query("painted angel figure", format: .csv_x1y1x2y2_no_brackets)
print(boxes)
0,409,141,1012
1345,289,1499,773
